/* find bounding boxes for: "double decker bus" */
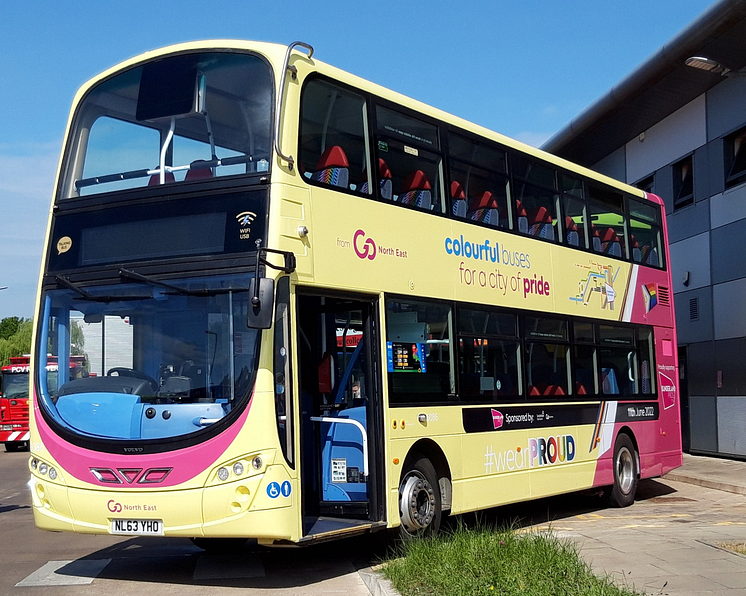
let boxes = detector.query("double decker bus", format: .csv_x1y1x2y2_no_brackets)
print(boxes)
30,41,681,546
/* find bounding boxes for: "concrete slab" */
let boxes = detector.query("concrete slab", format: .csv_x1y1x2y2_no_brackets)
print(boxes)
16,559,111,587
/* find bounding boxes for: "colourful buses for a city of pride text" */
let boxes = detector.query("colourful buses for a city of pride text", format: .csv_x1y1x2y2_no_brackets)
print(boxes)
29,41,681,546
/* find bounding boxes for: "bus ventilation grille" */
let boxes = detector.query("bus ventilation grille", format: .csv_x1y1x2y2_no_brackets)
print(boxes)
657,285,670,306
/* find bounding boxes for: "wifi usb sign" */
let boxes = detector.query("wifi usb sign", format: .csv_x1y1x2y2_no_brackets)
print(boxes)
236,211,257,240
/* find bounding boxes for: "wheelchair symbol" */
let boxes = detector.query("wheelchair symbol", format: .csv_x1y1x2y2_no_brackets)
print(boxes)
267,482,281,498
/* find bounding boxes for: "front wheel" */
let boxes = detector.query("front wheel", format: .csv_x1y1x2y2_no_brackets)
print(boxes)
398,456,442,539
605,434,638,508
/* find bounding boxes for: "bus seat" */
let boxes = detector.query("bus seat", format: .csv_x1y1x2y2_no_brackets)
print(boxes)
399,170,432,209
528,207,554,240
515,200,529,234
360,158,393,199
148,170,176,186
601,367,620,394
468,191,500,226
641,245,659,266
630,234,642,262
543,384,565,396
591,225,602,252
565,216,580,246
575,383,588,395
451,181,467,217
641,360,651,394
185,160,213,181
310,146,350,189
601,227,622,257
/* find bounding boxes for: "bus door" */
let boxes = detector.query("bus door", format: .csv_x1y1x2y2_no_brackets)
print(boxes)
296,293,384,538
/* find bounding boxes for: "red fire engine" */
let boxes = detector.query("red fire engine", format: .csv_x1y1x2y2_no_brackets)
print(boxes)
1,355,86,452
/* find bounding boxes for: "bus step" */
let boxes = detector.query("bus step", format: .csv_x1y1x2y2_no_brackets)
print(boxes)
300,517,386,543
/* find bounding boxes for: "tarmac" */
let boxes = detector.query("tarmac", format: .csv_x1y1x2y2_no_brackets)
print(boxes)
362,453,746,596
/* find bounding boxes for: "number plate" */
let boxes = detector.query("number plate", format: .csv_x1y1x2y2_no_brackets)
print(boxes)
110,518,164,536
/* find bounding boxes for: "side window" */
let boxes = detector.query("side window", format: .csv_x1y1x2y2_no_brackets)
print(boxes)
672,155,694,210
589,185,626,259
386,300,453,405
274,277,293,466
448,133,510,229
457,307,520,401
572,322,597,395
598,325,637,395
512,155,560,242
725,126,746,190
524,316,570,397
627,198,663,268
375,106,443,212
637,327,656,395
562,175,587,248
300,79,371,194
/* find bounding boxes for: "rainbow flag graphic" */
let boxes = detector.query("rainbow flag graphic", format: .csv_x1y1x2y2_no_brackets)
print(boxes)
642,283,657,313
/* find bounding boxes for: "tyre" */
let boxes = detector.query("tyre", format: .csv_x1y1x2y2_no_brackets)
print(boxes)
605,434,638,508
189,537,247,552
398,455,442,539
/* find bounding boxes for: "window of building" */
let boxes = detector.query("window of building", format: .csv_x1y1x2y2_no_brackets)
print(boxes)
299,79,371,195
375,106,443,212
457,307,520,400
635,175,654,194
448,133,510,229
725,126,746,189
386,299,453,404
672,155,694,210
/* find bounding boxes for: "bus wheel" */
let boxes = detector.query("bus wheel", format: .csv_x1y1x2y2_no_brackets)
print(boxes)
605,434,638,508
398,456,441,539
190,537,247,552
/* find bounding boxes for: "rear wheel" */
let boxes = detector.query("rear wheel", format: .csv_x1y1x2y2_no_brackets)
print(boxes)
605,434,638,508
398,455,442,539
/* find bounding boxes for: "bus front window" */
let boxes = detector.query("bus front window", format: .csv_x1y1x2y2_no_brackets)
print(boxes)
36,275,259,442
62,51,273,198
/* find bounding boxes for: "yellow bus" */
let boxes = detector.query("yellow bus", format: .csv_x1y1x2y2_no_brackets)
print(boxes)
29,40,681,547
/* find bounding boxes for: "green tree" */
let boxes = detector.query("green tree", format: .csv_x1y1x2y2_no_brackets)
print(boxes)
0,320,33,367
0,317,23,341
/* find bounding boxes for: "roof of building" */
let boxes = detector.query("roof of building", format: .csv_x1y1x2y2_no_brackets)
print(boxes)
542,0,746,165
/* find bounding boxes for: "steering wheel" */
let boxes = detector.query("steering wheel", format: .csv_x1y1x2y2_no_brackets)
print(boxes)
107,367,159,393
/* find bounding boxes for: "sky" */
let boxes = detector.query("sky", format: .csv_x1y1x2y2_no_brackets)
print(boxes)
0,0,715,320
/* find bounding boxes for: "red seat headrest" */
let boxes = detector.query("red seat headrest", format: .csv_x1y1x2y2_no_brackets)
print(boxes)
530,206,552,223
378,158,392,180
472,191,497,210
602,227,619,242
565,216,578,231
316,146,349,170
402,170,431,191
148,171,175,186
451,181,466,200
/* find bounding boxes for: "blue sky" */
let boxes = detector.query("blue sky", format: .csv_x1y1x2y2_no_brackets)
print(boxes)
0,0,713,319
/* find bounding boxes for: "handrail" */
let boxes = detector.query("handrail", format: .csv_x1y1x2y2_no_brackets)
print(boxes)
310,416,368,477
274,41,314,170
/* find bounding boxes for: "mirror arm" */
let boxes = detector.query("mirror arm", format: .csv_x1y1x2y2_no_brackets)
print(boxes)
252,243,296,306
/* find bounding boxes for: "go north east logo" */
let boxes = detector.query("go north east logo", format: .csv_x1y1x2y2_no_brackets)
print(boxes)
236,211,257,240
345,229,408,261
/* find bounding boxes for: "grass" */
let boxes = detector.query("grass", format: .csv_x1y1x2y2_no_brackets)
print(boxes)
717,541,746,556
381,524,645,596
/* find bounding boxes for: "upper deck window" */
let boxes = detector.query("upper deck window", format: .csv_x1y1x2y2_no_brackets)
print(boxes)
61,52,273,199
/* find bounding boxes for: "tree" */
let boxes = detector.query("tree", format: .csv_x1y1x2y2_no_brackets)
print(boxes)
0,317,22,341
0,320,33,367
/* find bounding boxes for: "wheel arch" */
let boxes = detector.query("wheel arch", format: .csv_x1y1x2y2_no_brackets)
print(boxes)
616,426,640,476
402,438,452,511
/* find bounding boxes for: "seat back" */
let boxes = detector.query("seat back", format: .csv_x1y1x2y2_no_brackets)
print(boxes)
601,227,622,257
359,158,393,199
398,170,432,209
148,170,176,186
565,216,580,246
451,181,467,217
528,206,554,240
310,146,349,188
185,160,214,181
468,190,500,226
515,200,529,234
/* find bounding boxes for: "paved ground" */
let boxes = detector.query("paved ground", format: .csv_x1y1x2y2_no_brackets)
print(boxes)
3,450,746,595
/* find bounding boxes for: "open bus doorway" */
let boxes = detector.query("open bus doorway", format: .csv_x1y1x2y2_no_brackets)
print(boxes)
296,292,385,540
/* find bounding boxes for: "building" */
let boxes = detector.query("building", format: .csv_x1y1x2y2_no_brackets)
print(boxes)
543,0,746,459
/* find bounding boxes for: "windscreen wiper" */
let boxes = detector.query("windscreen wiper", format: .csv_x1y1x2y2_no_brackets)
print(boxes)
54,276,150,302
119,268,230,296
